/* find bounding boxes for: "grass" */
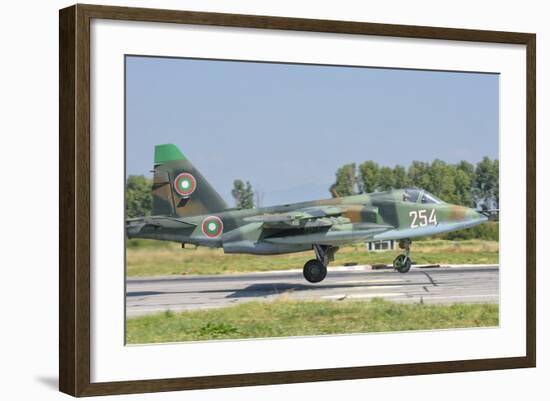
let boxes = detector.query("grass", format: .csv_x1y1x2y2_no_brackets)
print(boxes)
126,298,499,344
126,239,499,277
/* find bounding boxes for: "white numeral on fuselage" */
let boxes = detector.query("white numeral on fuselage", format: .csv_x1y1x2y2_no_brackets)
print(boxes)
409,209,437,228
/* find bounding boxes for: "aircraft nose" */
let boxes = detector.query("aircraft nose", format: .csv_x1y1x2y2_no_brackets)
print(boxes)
467,208,488,222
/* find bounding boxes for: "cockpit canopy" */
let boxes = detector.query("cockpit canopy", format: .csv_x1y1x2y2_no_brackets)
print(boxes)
402,188,445,204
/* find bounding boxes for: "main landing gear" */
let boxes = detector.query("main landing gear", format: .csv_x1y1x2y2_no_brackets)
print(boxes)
393,239,412,273
303,245,337,283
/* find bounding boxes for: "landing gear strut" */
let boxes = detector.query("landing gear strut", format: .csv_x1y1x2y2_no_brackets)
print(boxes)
393,239,412,273
303,245,337,283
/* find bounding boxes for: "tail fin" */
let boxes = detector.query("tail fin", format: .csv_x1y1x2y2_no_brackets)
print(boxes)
152,144,227,217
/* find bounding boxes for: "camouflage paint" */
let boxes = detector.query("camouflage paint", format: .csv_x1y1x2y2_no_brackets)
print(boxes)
127,144,489,254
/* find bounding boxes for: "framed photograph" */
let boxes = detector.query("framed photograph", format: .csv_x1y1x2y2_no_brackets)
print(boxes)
59,4,536,397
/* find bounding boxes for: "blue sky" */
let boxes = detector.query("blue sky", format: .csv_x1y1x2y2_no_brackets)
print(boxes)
126,56,499,206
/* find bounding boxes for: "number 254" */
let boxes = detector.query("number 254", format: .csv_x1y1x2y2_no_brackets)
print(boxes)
409,209,437,228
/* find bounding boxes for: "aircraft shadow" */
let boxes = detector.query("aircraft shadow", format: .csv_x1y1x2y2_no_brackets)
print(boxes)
222,282,421,299
126,281,428,299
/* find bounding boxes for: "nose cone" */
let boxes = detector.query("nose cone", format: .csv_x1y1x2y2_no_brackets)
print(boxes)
466,208,488,223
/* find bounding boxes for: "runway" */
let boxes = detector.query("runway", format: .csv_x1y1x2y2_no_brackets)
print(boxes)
126,265,499,317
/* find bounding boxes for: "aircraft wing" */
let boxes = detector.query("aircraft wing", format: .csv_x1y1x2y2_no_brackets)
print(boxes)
244,206,349,229
264,222,393,246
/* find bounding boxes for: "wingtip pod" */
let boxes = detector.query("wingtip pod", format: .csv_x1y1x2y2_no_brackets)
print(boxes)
154,144,186,165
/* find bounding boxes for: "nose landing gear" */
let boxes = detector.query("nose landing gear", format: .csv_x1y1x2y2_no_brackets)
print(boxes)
303,245,337,283
393,239,412,273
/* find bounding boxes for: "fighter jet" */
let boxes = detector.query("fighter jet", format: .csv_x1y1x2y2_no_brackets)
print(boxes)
126,144,489,283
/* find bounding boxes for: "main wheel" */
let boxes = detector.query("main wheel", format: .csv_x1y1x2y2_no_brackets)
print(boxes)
393,254,412,273
303,259,327,283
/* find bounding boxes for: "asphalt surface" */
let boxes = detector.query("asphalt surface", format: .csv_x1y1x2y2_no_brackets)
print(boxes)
126,265,499,317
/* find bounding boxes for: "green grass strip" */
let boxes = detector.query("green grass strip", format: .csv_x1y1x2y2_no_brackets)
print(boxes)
126,239,499,277
126,298,498,344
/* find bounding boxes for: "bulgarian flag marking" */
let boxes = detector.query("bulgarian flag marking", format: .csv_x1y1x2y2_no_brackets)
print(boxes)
174,172,197,197
201,216,223,238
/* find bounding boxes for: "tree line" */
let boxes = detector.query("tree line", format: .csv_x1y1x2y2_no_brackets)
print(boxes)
126,157,498,218
126,175,153,219
329,157,499,208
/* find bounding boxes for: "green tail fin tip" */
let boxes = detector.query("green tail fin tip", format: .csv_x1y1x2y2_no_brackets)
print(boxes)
154,144,186,164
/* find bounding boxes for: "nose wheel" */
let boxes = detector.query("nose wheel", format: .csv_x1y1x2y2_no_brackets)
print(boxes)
393,239,412,273
303,245,337,283
393,254,412,273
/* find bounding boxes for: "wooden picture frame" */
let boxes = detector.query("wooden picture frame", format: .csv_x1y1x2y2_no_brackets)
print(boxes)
59,3,536,397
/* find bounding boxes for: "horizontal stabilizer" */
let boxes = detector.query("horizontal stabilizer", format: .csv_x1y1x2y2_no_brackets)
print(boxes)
127,216,196,230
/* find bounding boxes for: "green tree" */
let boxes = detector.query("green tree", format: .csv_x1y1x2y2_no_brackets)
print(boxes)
232,179,255,209
328,157,498,207
126,175,152,218
454,169,473,206
408,161,431,189
393,165,408,189
378,166,395,191
428,159,457,203
454,160,475,206
473,157,499,209
492,159,500,207
330,163,357,197
357,161,380,193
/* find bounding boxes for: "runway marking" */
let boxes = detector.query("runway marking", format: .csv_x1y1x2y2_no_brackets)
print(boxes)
362,285,405,290
127,305,229,315
334,279,403,284
423,294,497,300
126,265,499,315
322,293,404,300
349,293,405,299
